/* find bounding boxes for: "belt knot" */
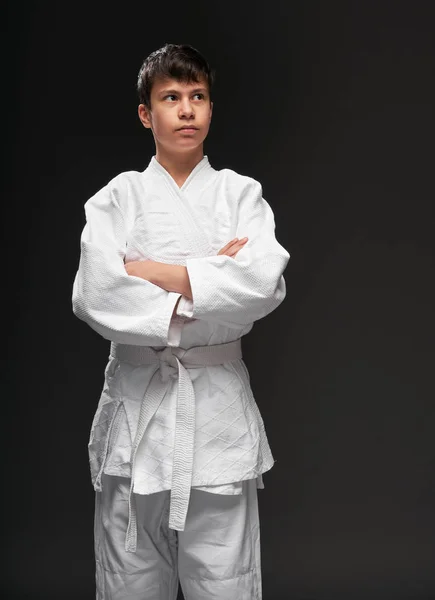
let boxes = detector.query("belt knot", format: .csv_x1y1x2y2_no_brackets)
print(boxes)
157,347,179,383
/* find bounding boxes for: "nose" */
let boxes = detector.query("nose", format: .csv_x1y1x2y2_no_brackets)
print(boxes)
178,97,194,118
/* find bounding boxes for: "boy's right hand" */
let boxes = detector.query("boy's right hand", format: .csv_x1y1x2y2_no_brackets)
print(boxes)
217,237,248,258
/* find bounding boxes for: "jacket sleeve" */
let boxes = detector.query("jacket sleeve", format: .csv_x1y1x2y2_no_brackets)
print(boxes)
72,176,182,346
175,178,290,329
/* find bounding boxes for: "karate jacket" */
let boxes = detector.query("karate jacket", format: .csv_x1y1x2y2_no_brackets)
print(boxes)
72,155,290,498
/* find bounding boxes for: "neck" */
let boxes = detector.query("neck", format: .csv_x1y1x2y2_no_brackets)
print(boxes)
155,145,205,180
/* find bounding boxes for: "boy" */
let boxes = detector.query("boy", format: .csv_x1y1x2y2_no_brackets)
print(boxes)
72,43,290,600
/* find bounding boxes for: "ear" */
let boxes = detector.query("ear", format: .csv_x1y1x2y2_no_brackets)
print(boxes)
138,104,152,129
209,101,213,120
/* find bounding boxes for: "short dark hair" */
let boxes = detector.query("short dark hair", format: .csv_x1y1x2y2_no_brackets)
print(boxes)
137,43,215,110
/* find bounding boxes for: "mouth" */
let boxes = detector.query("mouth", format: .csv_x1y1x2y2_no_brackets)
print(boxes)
177,126,199,131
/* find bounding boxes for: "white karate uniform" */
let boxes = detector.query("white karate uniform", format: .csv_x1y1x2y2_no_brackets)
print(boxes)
72,155,290,598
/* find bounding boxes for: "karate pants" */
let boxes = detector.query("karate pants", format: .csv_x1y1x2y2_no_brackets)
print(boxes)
94,473,262,599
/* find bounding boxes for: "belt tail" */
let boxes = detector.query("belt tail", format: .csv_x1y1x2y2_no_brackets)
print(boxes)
125,477,138,552
124,371,168,553
168,358,196,531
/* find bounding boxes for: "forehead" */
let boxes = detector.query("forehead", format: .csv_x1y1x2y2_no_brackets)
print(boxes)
152,76,208,95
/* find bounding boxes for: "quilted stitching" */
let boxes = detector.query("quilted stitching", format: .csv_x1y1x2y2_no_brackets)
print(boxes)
103,363,273,493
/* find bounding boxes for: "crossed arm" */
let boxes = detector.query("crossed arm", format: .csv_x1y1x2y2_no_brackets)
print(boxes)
124,260,192,319
124,237,248,316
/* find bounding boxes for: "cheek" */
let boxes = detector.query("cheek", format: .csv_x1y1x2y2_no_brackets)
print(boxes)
152,122,166,137
202,117,212,134
151,113,172,137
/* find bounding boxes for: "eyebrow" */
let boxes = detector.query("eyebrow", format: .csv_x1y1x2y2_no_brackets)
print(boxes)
159,87,208,96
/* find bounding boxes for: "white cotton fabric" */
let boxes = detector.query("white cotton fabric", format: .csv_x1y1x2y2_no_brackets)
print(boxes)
72,155,290,499
94,474,262,599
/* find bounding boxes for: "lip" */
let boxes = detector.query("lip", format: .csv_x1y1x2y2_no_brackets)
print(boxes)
177,127,198,132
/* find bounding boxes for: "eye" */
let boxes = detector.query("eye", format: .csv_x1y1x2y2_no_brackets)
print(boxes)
164,93,205,101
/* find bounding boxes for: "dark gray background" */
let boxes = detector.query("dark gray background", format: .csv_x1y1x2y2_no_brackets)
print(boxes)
5,1,435,598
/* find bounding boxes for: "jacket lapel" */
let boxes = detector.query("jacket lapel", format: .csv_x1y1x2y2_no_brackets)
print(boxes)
148,156,217,258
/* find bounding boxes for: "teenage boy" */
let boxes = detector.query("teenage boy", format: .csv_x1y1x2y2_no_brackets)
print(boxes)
72,43,290,600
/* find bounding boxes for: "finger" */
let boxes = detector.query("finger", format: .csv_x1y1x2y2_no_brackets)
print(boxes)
218,238,249,256
222,238,239,251
230,238,248,249
218,239,239,255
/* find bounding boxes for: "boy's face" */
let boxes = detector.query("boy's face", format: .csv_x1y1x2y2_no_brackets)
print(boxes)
138,76,213,154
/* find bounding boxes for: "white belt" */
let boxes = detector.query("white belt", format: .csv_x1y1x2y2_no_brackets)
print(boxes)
108,339,243,553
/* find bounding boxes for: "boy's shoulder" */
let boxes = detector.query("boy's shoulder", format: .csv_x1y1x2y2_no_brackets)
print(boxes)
216,166,262,194
106,169,145,188
216,164,258,183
